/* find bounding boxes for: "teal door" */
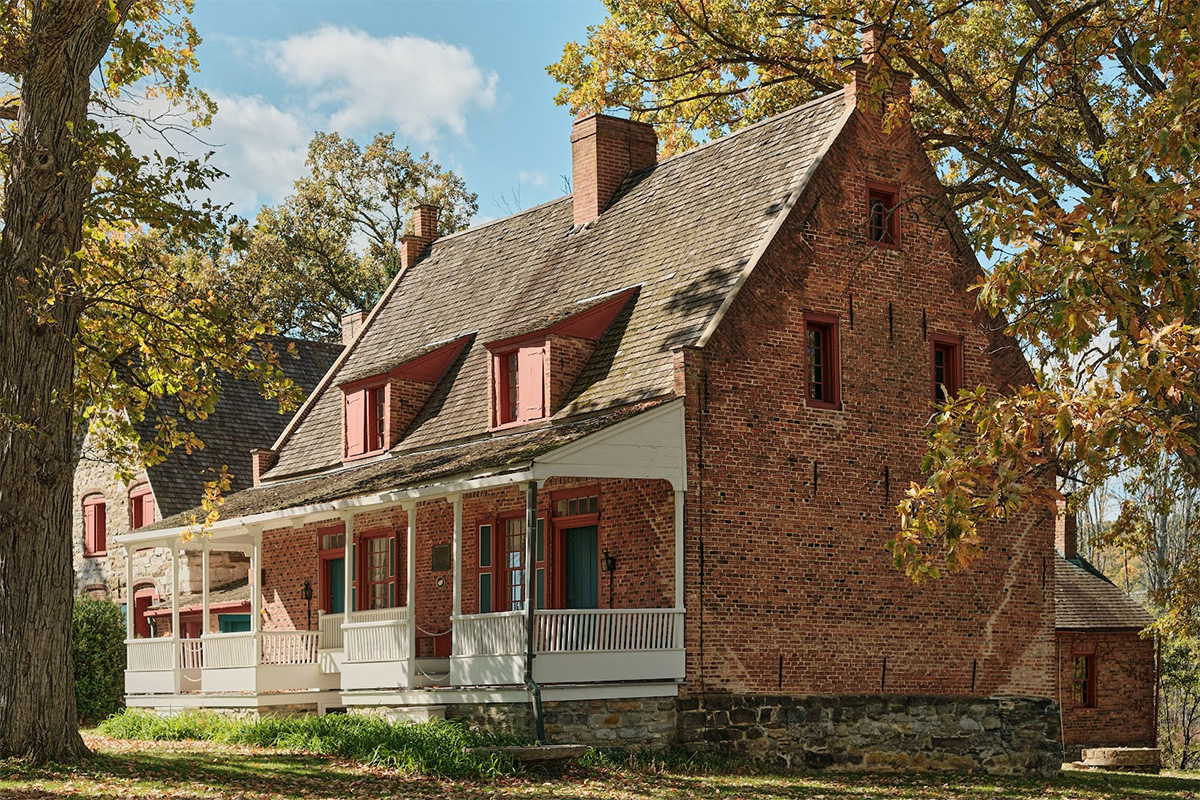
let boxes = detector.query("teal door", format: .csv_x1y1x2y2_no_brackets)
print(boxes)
327,558,345,614
564,525,599,609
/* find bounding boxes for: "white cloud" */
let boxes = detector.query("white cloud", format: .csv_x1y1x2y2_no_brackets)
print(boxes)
270,26,498,143
518,170,548,189
115,92,311,217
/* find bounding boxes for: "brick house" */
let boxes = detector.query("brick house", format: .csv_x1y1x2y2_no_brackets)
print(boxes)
74,337,340,639
114,40,1092,773
1054,512,1157,761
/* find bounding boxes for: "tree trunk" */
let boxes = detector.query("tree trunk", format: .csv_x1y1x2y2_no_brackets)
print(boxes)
0,1,126,761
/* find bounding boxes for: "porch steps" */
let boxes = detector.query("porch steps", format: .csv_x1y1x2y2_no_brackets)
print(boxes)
375,705,447,724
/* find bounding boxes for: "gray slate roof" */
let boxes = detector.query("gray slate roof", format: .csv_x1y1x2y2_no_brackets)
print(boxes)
1055,554,1154,631
266,89,850,481
136,338,342,517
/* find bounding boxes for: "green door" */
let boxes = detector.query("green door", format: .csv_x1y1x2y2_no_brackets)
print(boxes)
327,558,345,615
564,525,599,609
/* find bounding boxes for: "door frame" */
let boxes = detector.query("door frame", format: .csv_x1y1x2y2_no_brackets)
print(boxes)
317,523,347,614
549,485,601,609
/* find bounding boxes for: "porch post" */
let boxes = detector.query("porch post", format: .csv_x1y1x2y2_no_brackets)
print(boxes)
201,541,211,636
249,527,262,634
451,494,463,620
405,502,417,689
674,488,685,610
170,539,180,645
123,545,134,639
342,511,355,629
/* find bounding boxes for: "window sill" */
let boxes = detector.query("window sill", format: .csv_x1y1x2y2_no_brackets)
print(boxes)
867,239,901,251
83,551,107,559
490,417,548,433
805,400,843,411
342,448,388,464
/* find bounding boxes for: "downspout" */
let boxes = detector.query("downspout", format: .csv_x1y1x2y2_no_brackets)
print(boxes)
523,477,546,743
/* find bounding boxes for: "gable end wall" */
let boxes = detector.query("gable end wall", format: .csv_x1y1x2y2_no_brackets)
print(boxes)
681,108,1055,699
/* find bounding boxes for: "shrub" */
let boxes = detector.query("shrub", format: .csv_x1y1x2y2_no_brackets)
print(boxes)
99,709,522,777
72,595,126,725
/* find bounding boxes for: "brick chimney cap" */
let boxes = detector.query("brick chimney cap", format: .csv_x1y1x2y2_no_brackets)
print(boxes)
571,112,657,141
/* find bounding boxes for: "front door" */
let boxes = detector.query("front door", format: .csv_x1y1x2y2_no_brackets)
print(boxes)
326,557,345,614
563,525,599,609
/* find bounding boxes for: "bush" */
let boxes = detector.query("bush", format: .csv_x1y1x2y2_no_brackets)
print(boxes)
72,595,126,725
99,709,523,777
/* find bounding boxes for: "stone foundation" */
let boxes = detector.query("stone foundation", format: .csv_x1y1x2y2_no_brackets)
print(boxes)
678,694,1062,775
446,692,1060,774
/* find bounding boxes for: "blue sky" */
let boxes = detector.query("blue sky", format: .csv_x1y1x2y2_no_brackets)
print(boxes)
154,1,606,222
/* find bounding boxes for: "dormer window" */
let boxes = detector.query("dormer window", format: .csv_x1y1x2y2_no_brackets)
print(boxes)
129,485,154,530
866,182,900,246
493,344,546,427
344,382,387,459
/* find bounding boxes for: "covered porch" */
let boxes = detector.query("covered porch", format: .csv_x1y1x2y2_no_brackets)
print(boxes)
117,401,687,709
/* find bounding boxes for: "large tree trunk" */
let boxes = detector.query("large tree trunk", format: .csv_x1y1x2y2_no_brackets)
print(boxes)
0,1,125,761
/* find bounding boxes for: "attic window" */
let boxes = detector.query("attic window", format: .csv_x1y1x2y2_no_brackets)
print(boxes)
83,494,107,556
130,486,154,530
493,344,546,427
931,334,963,404
804,313,841,410
344,383,387,459
866,182,900,246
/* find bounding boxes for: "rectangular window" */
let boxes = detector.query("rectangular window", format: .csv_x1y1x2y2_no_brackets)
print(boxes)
555,494,598,518
360,534,396,610
867,183,899,245
494,345,546,426
83,496,107,556
344,384,387,459
504,516,526,611
478,524,493,614
130,488,154,530
931,335,963,404
804,314,840,409
1072,655,1096,707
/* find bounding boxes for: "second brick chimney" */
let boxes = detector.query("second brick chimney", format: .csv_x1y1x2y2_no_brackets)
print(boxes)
341,309,367,347
570,113,657,227
846,23,912,114
1055,502,1079,559
400,203,440,269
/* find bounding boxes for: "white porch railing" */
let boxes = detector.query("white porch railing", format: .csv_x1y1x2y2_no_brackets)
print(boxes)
179,639,203,670
344,607,410,663
202,632,258,668
453,610,525,657
319,607,408,650
537,608,682,652
261,631,320,665
127,638,176,671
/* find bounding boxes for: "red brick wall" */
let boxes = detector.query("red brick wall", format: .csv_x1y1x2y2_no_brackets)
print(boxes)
546,334,597,414
387,377,435,447
1058,629,1156,753
680,106,1056,698
461,477,675,615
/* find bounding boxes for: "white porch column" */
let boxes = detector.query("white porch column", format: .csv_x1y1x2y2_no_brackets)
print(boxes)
201,541,211,636
170,539,180,647
249,527,262,635
123,545,135,639
451,494,463,620
405,502,417,689
342,511,355,630
674,489,685,610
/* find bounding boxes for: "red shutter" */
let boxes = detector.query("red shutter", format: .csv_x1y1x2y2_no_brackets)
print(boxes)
83,503,96,554
140,494,152,529
345,389,366,457
96,502,107,553
517,345,545,421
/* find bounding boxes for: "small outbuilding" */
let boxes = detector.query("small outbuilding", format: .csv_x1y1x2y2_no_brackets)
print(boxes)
1055,513,1157,761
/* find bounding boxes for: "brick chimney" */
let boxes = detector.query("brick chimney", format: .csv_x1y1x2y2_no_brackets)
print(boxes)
401,203,440,269
1055,502,1079,559
341,309,367,347
250,449,276,487
846,23,912,114
570,113,657,227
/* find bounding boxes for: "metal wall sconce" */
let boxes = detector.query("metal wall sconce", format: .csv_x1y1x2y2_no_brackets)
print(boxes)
301,580,314,630
602,548,617,573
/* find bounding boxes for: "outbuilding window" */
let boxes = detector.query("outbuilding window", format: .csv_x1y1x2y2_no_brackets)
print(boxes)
1072,654,1096,707
83,494,107,556
931,335,963,404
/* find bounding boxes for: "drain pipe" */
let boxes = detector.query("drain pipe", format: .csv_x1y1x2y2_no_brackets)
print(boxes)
523,478,546,744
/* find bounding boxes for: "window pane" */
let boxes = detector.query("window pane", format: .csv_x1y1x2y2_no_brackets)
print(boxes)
479,525,492,567
536,568,545,610
535,518,544,562
807,326,824,401
505,517,525,610
479,574,492,613
505,352,520,422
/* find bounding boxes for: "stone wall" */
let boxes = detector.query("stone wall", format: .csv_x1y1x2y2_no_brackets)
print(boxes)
677,694,1061,775
445,693,1060,774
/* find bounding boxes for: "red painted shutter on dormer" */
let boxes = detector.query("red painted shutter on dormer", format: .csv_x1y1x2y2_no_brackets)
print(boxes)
518,345,545,422
140,494,152,528
83,503,96,553
345,390,366,457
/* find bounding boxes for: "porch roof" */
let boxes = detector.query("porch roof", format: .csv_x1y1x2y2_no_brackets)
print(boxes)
118,398,672,544
1055,554,1154,631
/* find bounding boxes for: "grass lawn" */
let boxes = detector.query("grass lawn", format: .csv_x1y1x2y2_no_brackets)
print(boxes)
1,735,1197,799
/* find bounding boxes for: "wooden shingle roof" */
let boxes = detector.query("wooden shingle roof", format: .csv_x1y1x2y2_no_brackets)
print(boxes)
1055,554,1154,631
135,337,342,517
264,89,852,481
